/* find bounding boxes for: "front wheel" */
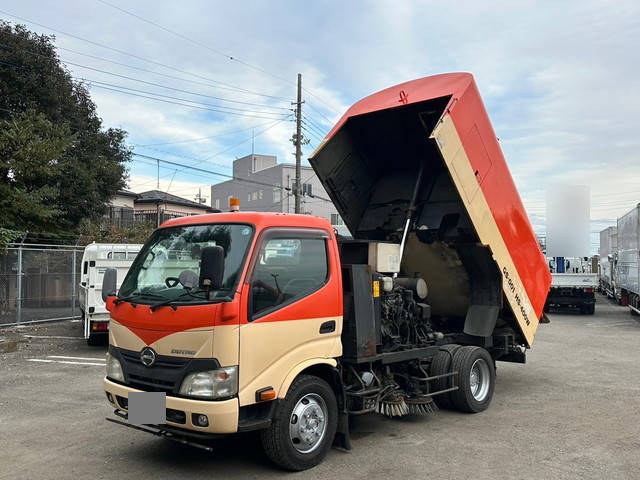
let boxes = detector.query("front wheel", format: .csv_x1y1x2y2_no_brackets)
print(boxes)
261,375,337,471
450,346,496,413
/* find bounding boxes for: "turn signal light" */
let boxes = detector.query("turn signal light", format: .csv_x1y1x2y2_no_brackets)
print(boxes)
91,322,108,331
257,388,276,402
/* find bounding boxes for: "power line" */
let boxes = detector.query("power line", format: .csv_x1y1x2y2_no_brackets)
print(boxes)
0,41,291,116
132,152,293,192
302,114,329,135
79,77,290,117
86,82,291,120
54,45,292,109
131,116,292,186
0,10,290,101
132,120,277,147
96,0,297,87
94,0,342,113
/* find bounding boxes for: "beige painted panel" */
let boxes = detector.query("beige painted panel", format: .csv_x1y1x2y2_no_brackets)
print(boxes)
238,316,342,406
109,320,239,365
104,377,239,434
432,116,538,345
109,320,146,351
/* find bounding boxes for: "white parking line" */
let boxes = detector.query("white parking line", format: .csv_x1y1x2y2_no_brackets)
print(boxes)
48,355,106,362
27,359,105,366
23,335,83,340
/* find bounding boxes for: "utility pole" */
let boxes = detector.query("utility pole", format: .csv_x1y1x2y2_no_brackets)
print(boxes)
294,73,302,214
157,159,160,189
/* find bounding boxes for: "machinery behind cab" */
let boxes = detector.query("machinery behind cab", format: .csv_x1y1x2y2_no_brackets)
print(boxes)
338,240,448,417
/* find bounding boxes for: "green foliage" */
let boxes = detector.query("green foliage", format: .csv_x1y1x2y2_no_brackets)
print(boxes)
0,21,131,234
0,228,21,254
77,219,155,245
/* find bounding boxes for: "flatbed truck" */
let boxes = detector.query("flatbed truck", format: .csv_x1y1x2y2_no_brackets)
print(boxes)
101,73,551,470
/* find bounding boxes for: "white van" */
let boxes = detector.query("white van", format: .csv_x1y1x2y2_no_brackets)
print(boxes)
78,243,142,345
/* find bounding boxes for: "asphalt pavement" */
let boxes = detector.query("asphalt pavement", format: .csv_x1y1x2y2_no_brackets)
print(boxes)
1,294,639,480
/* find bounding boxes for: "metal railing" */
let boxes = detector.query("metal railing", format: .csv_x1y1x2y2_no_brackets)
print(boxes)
0,243,85,326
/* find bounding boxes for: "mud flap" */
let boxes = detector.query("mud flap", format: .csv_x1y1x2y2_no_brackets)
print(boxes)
456,245,502,337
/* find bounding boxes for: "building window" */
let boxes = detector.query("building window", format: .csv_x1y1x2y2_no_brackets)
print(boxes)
252,192,258,201
302,183,313,196
259,190,263,200
248,193,251,202
273,183,281,203
214,199,220,209
331,213,344,226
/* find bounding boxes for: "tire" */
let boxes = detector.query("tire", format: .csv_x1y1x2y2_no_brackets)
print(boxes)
429,344,461,410
450,346,495,413
261,375,337,471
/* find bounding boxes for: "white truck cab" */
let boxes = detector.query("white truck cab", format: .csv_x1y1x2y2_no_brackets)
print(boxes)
79,243,142,345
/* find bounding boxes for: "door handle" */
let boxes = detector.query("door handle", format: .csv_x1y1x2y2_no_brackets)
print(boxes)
319,320,336,334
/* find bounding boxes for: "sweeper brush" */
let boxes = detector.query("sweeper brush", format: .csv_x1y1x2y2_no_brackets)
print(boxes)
377,392,409,417
405,395,438,415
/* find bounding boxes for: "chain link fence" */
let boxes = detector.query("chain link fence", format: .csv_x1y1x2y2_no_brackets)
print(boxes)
0,243,84,325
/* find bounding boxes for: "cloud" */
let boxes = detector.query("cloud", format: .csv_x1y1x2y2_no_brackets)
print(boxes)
3,0,639,252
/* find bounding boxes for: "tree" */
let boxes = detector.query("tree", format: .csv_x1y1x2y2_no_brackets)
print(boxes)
0,21,130,236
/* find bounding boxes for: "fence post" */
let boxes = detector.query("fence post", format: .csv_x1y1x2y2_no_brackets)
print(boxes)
16,243,23,324
71,247,77,319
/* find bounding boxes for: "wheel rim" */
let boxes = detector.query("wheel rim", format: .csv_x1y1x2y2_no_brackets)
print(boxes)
289,393,328,454
469,358,491,402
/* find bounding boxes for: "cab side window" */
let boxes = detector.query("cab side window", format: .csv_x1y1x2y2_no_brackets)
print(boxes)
250,237,328,319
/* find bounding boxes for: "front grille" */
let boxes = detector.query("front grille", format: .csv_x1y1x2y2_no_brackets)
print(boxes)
111,346,220,395
129,373,176,393
121,351,189,369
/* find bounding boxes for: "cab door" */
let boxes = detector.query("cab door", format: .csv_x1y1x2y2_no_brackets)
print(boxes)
237,228,342,406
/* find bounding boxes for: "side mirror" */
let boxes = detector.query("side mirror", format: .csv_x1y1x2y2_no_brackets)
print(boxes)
101,267,117,302
199,246,225,291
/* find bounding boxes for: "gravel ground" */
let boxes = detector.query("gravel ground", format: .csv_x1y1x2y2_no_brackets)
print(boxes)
0,294,639,480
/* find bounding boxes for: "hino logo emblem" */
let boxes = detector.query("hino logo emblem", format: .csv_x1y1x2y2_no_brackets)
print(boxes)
140,347,156,367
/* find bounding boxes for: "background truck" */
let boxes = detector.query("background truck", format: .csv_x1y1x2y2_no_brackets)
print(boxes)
598,226,618,298
616,204,640,314
78,243,141,345
101,73,551,471
545,257,597,314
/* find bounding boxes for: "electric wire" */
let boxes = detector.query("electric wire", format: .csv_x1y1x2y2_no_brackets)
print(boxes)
0,9,290,101
94,0,342,113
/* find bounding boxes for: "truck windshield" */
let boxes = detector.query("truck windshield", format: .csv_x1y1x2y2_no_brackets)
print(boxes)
119,223,254,303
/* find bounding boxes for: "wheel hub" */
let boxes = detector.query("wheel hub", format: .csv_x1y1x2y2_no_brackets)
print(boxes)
469,358,491,402
289,393,327,453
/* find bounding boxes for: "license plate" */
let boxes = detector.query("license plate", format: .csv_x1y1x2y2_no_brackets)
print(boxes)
128,392,166,425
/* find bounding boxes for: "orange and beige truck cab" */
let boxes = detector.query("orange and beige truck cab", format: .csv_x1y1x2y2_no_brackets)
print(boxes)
104,212,343,434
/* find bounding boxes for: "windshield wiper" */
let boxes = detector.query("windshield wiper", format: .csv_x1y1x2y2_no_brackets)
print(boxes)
150,290,231,312
114,292,165,305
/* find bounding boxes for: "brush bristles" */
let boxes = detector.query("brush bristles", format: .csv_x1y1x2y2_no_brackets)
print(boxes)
377,396,438,417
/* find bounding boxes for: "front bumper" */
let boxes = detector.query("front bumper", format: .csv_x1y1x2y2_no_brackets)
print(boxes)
103,377,239,434
546,296,595,308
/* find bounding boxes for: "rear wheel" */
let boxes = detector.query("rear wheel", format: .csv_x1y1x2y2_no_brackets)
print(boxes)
429,344,461,409
450,346,495,413
261,375,337,471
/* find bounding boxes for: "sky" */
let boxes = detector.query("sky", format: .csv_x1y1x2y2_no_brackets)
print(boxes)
2,0,639,252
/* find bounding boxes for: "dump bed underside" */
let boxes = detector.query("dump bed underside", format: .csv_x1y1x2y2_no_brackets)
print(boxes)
310,73,550,346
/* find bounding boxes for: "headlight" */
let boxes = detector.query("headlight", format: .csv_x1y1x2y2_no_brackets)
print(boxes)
106,352,124,382
179,366,238,399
